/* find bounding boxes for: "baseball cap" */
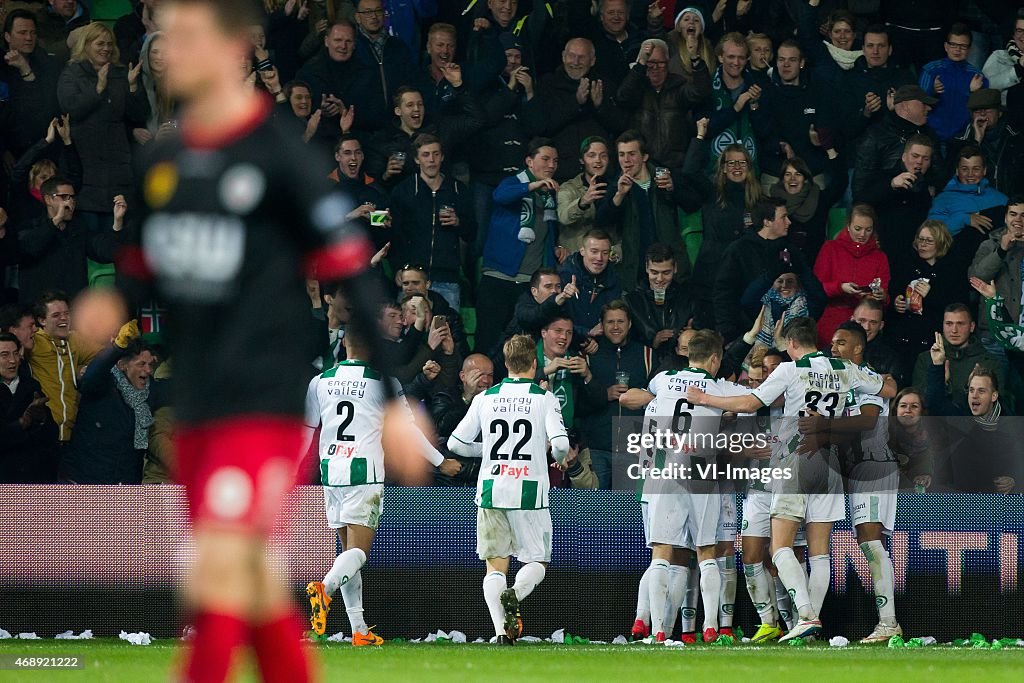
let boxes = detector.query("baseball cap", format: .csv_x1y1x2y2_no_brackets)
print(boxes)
893,85,938,106
499,32,523,53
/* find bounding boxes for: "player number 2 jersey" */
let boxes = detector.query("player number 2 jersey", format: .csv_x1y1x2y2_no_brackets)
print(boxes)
450,378,569,510
305,361,401,487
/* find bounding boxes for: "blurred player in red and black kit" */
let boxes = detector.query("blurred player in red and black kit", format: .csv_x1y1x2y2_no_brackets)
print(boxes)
112,1,381,681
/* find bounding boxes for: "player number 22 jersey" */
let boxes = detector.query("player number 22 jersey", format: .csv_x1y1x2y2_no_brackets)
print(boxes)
450,378,569,510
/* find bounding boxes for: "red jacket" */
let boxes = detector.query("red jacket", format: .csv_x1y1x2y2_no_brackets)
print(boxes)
813,229,890,348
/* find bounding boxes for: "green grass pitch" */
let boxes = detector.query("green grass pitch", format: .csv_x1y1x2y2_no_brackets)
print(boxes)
1,640,1023,682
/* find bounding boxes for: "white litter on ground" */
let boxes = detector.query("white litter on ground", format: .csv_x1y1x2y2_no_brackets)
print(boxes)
921,636,937,646
664,639,685,647
549,628,565,643
17,633,40,640
518,636,542,642
119,631,152,646
55,630,93,640
612,635,628,645
829,636,849,647
0,629,11,639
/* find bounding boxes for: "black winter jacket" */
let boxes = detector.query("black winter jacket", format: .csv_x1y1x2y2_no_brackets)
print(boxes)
57,61,150,212
388,173,475,285
64,346,168,485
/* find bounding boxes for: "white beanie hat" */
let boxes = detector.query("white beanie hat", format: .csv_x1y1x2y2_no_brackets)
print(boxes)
674,7,706,32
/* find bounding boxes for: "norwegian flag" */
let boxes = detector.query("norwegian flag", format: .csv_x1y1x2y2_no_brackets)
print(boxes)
139,300,167,335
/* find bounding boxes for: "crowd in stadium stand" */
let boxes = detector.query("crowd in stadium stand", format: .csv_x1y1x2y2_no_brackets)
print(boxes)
0,0,1022,493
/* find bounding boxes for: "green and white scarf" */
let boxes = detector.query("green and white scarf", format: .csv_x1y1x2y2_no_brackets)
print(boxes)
537,341,575,428
516,170,557,244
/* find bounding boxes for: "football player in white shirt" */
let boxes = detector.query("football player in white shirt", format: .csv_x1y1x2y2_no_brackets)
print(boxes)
687,318,895,642
447,334,570,645
304,319,459,644
739,348,805,643
620,330,750,644
829,322,901,643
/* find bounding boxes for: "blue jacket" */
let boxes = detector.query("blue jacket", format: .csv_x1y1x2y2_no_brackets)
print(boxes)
483,174,558,277
383,0,437,53
557,252,622,341
927,177,1008,236
920,58,988,141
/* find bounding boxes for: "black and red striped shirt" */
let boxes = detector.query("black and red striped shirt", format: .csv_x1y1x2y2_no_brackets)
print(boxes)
122,96,371,425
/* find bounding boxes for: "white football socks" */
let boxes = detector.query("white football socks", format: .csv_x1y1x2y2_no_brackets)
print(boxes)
647,559,671,635
513,562,546,601
664,564,689,635
772,547,815,622
681,560,699,633
340,571,367,635
698,559,721,631
861,540,897,624
635,564,653,624
774,574,795,630
808,554,831,618
482,571,508,637
324,547,366,595
744,562,777,626
717,555,737,628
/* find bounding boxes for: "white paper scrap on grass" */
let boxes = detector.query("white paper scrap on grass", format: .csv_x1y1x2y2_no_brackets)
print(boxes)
17,633,40,640
829,636,849,647
119,631,153,646
549,628,565,643
921,636,937,646
612,635,628,645
55,630,93,640
326,632,350,643
518,636,542,642
473,637,486,644
449,630,467,643
664,639,685,648
0,630,11,640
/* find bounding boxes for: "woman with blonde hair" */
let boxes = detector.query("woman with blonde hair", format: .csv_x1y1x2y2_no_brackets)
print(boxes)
888,219,970,371
685,118,764,327
57,22,149,229
133,31,177,145
665,7,717,78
